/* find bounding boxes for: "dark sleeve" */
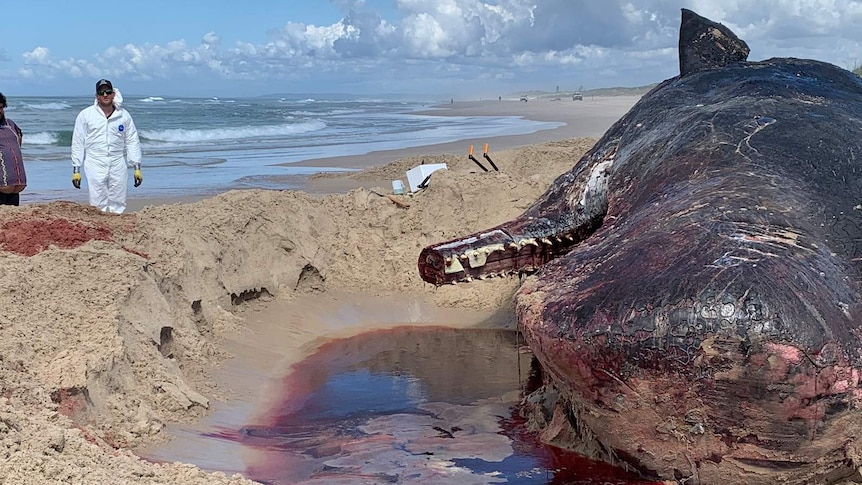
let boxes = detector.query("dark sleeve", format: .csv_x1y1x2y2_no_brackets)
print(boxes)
10,120,22,146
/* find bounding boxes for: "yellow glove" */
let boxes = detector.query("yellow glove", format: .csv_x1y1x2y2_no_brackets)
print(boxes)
133,166,143,187
72,170,81,189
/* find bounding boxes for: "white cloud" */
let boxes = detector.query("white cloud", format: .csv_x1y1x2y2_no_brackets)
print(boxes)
306,21,357,52
8,0,862,95
22,47,51,64
401,13,455,57
202,32,220,47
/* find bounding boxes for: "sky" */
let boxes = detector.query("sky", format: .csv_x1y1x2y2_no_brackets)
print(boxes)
1,0,861,98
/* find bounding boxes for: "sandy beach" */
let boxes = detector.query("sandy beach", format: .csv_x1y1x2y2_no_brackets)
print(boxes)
0,96,639,484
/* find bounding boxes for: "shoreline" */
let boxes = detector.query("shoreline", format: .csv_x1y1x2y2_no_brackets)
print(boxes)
47,96,641,212
286,96,640,171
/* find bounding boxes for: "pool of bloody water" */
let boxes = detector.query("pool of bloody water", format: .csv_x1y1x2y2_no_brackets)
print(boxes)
202,326,660,485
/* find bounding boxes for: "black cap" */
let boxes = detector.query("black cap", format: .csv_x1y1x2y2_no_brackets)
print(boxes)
96,79,113,92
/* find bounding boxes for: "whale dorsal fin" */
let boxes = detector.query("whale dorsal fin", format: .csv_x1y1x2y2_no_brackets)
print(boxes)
679,9,750,76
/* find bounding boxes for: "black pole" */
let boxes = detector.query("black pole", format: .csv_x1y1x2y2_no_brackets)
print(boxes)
417,174,434,189
483,153,499,171
468,155,489,172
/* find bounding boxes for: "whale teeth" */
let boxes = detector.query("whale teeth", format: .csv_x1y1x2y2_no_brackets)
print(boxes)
444,255,465,274
467,249,489,269
541,238,553,245
508,242,519,250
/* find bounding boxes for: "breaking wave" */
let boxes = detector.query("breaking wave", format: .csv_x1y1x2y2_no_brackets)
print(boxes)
23,102,71,111
140,121,327,143
23,131,72,146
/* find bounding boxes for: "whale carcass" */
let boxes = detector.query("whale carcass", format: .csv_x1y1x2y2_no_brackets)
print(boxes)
418,9,862,484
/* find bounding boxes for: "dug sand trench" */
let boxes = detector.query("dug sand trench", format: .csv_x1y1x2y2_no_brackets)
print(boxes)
0,138,594,484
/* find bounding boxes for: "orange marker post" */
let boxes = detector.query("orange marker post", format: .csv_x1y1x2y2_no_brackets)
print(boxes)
467,144,488,172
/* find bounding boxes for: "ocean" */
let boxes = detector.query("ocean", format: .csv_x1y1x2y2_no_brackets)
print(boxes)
5,94,562,203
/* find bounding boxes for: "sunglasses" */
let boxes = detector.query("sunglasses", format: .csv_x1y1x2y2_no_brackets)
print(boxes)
98,90,114,96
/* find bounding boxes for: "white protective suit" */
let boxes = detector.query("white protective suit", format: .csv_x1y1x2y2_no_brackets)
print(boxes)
71,89,142,214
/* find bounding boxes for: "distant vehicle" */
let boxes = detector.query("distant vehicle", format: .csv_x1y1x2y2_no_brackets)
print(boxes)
572,92,583,101
520,95,528,102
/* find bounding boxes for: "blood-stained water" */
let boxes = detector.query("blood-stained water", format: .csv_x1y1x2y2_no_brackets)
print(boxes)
205,326,660,484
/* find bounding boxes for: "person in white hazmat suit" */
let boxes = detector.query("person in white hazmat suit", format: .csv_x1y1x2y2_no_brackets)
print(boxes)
71,79,143,214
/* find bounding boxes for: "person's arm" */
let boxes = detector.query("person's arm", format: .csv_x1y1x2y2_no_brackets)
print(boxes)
70,111,86,188
124,114,142,166
71,111,86,169
124,114,143,187
11,120,22,147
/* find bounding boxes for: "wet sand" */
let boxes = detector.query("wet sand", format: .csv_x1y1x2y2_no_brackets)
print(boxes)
136,292,515,478
138,292,658,484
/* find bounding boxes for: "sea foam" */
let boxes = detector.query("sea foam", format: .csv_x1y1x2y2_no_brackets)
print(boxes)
140,120,327,143
23,132,60,145
24,102,71,111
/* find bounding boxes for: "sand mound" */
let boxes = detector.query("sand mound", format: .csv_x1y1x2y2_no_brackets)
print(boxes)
0,137,593,484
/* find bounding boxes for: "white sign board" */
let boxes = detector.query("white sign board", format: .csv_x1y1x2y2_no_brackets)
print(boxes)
406,163,448,192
